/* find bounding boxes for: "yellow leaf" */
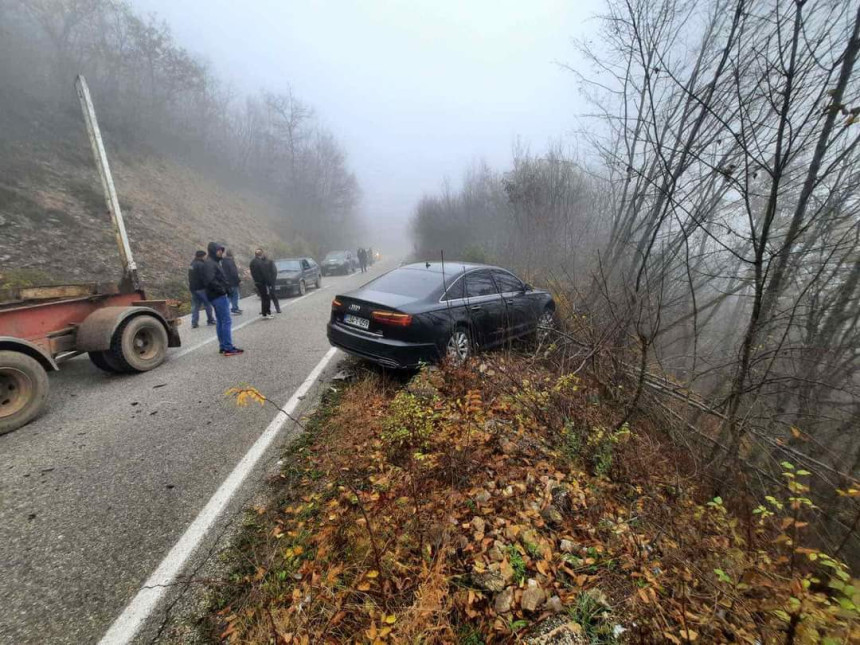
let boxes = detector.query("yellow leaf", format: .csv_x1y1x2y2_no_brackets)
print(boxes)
366,570,379,579
385,614,397,624
357,582,371,591
680,629,698,641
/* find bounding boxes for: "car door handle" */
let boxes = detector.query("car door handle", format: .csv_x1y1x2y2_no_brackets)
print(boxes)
469,305,482,312
504,298,515,304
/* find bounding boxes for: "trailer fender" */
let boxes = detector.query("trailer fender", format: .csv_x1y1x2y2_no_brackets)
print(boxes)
75,306,175,352
0,337,59,372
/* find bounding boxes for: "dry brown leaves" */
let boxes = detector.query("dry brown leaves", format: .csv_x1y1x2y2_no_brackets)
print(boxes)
212,359,860,644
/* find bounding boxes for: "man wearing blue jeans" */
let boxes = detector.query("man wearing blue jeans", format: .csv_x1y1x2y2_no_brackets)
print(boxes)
202,242,244,356
188,250,215,328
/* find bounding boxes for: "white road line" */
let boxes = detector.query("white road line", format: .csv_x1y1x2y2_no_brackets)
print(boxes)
172,286,329,359
98,346,340,645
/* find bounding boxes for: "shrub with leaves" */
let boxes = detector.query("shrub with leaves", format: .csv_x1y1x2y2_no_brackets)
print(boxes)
211,358,859,644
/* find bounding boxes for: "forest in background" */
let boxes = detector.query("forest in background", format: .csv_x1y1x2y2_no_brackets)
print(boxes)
0,0,362,285
412,0,860,561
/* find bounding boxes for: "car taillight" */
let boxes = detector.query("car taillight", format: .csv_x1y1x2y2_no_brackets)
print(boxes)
332,298,343,309
371,310,412,326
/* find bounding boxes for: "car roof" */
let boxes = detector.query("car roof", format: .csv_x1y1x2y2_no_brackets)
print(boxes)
397,261,500,278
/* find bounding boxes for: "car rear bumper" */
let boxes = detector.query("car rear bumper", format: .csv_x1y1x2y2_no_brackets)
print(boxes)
327,321,438,369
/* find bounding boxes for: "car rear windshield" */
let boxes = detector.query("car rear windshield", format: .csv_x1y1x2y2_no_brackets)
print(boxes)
365,268,443,297
325,252,347,261
276,260,301,271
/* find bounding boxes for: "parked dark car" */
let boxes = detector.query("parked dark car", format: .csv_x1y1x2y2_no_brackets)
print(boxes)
321,251,356,276
327,262,555,368
273,257,322,297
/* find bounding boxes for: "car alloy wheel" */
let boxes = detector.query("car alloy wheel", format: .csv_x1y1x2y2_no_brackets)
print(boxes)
299,280,306,296
446,328,471,363
537,309,555,340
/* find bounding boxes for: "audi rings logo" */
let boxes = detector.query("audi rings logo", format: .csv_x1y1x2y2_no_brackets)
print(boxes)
349,304,361,312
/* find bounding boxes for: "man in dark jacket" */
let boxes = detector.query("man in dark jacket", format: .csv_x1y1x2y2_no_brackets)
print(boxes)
188,250,215,328
222,249,243,315
203,242,243,356
250,248,281,319
357,247,367,273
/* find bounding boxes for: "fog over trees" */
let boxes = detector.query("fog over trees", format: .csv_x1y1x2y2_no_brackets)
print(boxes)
0,0,361,252
413,0,860,554
2,0,859,557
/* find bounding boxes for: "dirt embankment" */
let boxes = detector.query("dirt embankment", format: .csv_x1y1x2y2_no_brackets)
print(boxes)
0,105,285,300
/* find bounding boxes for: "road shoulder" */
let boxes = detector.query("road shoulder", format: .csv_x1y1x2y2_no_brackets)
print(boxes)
132,352,349,644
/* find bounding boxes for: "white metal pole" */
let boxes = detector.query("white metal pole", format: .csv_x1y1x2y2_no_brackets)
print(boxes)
75,75,139,290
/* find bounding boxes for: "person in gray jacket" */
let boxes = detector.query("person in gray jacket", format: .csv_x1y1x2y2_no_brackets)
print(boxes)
221,249,243,315
188,250,215,328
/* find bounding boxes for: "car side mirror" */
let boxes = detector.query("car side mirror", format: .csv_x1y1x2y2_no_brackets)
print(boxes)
523,283,533,292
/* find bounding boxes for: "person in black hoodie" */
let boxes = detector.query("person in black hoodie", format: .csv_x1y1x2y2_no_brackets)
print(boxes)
188,250,215,328
222,249,243,315
250,248,281,318
203,242,243,356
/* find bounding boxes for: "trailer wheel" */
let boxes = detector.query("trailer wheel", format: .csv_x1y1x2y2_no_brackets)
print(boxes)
0,350,49,435
88,350,127,374
111,315,168,373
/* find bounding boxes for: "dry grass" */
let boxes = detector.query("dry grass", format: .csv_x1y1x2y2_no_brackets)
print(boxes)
207,356,860,644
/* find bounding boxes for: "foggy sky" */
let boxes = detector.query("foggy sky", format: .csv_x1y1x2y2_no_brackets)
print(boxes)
133,0,601,250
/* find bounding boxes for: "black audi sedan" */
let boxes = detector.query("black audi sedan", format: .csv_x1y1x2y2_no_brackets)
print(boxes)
273,257,322,297
327,262,555,368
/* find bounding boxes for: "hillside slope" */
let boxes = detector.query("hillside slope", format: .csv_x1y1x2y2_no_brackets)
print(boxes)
0,100,285,297
191,357,860,644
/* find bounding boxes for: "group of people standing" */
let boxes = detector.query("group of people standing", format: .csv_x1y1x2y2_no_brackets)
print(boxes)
188,245,286,355
357,247,374,273
188,244,376,355
187,243,245,356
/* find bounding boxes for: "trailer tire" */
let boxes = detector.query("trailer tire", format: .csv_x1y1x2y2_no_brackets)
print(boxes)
111,315,168,373
88,350,127,373
0,350,49,435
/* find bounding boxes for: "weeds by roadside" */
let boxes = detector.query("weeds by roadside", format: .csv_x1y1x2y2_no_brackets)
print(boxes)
208,358,860,644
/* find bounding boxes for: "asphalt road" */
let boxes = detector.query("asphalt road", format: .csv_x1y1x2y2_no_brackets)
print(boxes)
0,260,392,644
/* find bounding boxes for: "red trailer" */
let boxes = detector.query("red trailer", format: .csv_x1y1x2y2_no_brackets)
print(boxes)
0,76,181,434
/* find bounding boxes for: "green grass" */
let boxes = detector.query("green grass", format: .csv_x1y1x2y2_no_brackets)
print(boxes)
506,544,527,583
568,591,618,644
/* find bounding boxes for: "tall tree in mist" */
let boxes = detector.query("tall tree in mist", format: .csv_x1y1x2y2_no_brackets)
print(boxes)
0,0,361,251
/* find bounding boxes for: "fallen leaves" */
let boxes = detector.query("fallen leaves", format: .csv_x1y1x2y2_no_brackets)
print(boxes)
209,360,859,644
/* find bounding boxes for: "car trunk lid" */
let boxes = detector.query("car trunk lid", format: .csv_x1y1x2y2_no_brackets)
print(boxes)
333,293,416,339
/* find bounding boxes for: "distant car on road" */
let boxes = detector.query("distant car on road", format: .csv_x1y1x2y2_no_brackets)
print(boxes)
273,257,322,297
327,262,555,369
322,250,356,276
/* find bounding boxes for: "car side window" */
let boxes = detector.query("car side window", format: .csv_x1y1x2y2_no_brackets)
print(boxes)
442,276,465,301
464,270,499,298
493,270,523,294
302,260,311,270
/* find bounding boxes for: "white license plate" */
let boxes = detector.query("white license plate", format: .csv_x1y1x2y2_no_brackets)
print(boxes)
344,314,370,330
